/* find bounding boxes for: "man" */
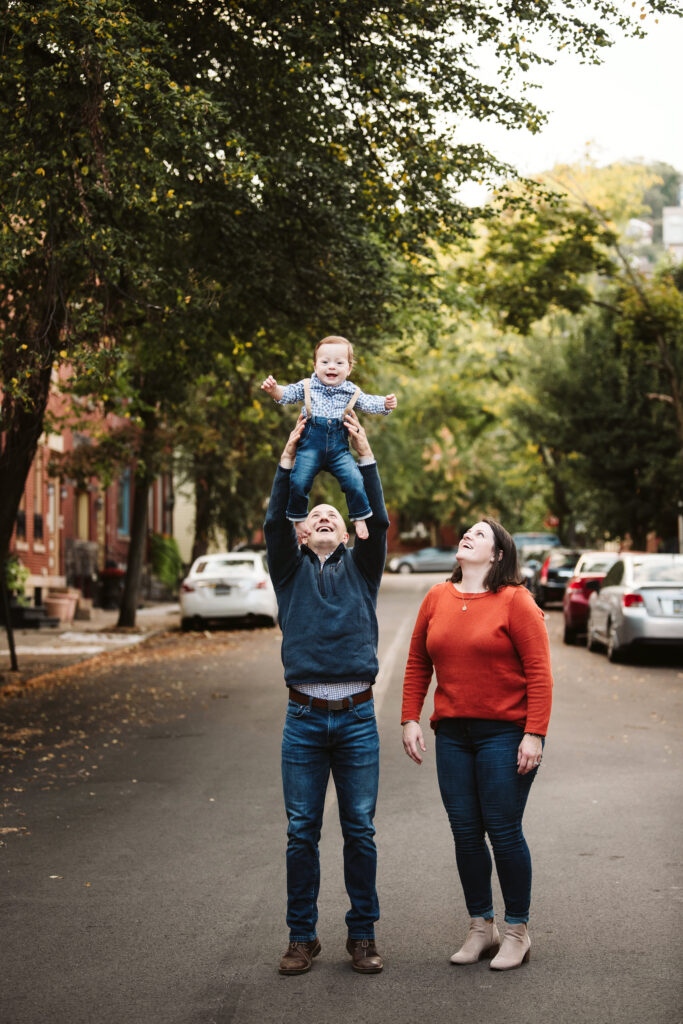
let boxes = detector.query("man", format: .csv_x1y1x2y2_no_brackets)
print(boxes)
264,409,389,976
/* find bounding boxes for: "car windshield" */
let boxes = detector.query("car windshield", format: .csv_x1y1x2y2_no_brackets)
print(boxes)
550,551,581,568
579,554,617,574
194,558,258,575
632,560,683,584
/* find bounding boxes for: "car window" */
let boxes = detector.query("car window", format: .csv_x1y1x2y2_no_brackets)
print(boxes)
603,561,624,586
201,558,258,574
632,561,683,584
578,554,617,574
550,550,581,568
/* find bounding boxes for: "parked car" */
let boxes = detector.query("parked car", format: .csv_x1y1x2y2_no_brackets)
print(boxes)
179,552,278,630
387,547,459,574
530,548,582,607
519,547,550,591
562,551,619,644
587,553,683,662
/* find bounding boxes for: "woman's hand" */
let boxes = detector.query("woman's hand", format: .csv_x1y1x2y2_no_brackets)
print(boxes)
517,733,543,775
402,721,427,765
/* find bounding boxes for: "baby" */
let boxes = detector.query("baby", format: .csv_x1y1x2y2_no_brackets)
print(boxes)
261,335,397,540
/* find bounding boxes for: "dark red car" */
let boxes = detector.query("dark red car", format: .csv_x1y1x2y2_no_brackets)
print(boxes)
562,551,619,644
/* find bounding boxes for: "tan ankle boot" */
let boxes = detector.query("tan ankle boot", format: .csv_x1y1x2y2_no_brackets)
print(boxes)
489,923,530,970
450,917,500,964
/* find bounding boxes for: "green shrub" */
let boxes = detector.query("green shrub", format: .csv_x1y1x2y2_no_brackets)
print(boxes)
149,532,183,591
5,556,30,605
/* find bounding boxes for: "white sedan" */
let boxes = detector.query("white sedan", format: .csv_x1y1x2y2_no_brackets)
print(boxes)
180,552,278,630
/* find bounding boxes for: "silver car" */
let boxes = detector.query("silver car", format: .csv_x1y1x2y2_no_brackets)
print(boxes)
387,547,459,574
587,553,683,662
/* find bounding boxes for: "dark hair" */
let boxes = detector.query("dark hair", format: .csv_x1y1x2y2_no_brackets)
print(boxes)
450,517,523,593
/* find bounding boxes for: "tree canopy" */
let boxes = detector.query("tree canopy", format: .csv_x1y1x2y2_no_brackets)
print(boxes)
2,1,682,612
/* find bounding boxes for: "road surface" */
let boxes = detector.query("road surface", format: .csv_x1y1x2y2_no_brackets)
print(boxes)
2,575,681,1024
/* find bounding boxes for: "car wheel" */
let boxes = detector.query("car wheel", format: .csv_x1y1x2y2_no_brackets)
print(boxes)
181,615,202,632
606,621,624,663
397,562,413,574
586,614,601,652
562,624,576,645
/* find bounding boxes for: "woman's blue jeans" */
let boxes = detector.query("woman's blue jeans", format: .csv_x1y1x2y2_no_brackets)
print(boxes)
435,718,542,924
286,416,372,522
281,695,380,942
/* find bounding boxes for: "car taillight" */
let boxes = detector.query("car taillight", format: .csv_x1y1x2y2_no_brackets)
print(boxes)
181,582,195,593
567,579,583,590
623,593,644,608
539,557,550,584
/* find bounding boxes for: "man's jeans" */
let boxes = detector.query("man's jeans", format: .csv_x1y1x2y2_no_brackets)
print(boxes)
281,695,380,942
286,416,372,522
435,718,542,924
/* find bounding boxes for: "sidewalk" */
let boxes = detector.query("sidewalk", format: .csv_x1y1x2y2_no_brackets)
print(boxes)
0,602,181,685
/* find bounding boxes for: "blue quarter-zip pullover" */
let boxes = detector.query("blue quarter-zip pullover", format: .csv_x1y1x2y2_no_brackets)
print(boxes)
264,462,389,688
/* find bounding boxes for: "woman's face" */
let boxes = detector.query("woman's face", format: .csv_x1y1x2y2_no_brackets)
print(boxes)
457,521,496,569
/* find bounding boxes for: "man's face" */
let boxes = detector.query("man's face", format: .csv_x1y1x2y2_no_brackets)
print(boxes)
305,504,348,553
314,342,351,387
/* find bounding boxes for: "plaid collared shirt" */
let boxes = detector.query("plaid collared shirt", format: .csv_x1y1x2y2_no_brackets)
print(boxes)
278,374,389,417
294,680,370,699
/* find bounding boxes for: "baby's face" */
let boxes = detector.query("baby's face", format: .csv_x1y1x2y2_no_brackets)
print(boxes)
314,343,351,387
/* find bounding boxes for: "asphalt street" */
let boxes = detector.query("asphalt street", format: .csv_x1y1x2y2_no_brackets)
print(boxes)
1,574,681,1024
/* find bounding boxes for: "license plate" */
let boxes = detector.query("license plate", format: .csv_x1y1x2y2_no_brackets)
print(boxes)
674,599,683,615
214,584,231,595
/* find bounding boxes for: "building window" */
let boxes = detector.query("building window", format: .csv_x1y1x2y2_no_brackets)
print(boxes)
33,513,44,542
117,469,131,536
77,491,89,539
16,508,27,541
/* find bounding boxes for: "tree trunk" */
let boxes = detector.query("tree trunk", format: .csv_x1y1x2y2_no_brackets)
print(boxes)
0,364,53,565
191,470,211,562
538,444,573,545
117,470,152,628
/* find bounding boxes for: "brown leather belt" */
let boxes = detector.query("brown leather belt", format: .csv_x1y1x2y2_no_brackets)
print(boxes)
288,687,373,711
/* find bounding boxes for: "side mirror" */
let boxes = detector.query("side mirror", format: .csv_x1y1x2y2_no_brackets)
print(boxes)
584,579,601,593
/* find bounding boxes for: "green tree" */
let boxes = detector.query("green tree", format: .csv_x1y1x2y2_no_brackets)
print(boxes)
3,0,680,620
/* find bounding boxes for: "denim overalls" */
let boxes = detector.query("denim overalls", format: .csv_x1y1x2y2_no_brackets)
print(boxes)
286,381,371,523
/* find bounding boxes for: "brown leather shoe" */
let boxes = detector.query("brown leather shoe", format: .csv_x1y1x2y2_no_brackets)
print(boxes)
278,938,321,975
346,937,383,973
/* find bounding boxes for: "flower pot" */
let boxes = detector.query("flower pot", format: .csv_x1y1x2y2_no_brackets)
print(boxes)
45,596,76,623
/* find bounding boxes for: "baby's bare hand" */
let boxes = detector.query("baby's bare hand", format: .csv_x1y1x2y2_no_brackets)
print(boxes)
384,393,397,410
261,375,277,392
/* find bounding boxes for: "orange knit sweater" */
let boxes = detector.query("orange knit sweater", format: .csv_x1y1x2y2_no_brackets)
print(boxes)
401,583,553,734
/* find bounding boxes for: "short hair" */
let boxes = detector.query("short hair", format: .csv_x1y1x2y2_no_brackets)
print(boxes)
314,335,354,371
450,517,523,593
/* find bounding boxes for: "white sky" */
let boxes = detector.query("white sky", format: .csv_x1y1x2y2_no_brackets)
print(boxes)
458,7,682,203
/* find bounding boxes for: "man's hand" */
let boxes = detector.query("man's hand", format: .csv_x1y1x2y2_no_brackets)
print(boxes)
402,721,426,765
280,412,306,467
384,393,397,410
344,409,373,459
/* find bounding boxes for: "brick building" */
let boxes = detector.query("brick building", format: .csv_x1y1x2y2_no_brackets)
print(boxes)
8,386,173,606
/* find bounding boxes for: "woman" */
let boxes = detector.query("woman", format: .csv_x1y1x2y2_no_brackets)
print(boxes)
401,519,552,971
